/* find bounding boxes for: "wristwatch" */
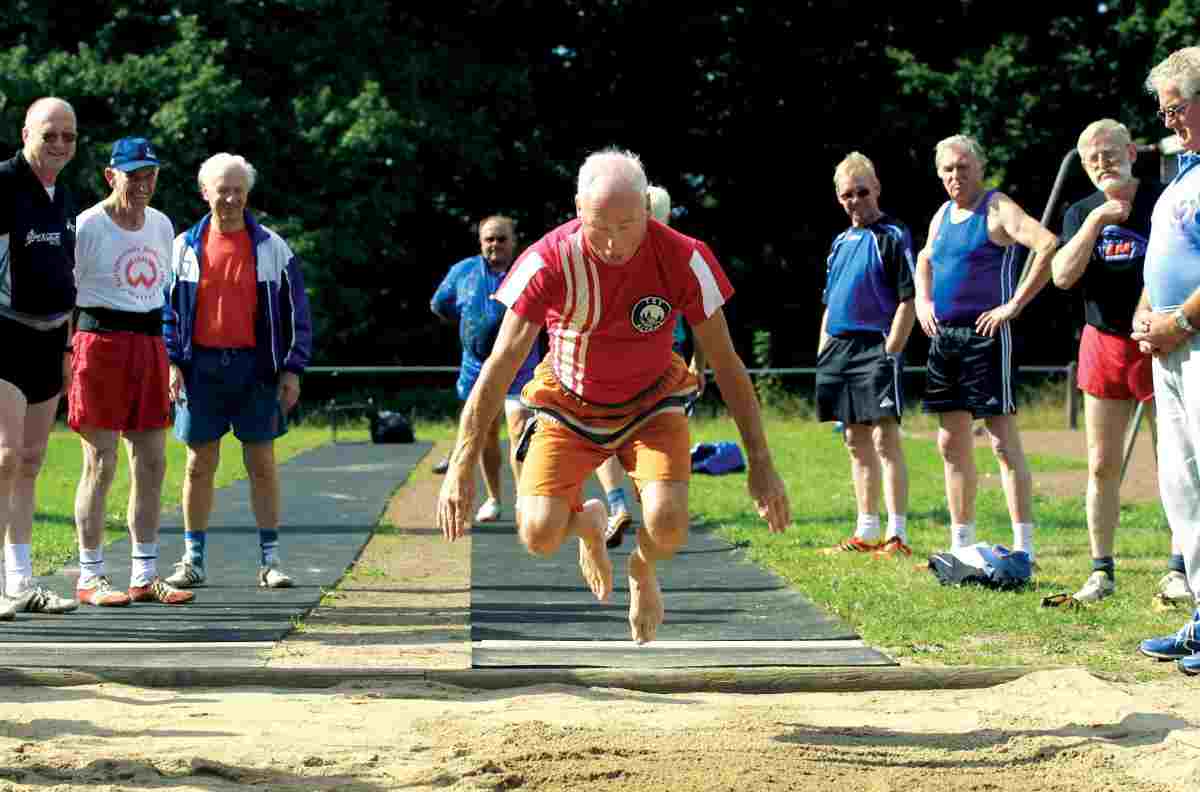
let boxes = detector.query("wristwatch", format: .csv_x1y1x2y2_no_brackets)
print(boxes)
1174,309,1197,335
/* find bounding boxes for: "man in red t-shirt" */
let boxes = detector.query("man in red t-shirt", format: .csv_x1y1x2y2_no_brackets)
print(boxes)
437,148,790,643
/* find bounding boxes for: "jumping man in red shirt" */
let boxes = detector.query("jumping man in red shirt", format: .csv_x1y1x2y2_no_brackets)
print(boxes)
437,148,790,643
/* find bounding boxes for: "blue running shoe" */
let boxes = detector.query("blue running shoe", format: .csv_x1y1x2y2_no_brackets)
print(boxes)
1178,652,1200,676
1139,610,1200,660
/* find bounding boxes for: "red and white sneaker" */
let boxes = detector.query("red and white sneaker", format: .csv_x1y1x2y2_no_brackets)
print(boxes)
77,576,131,607
820,537,880,555
129,577,195,605
873,537,913,559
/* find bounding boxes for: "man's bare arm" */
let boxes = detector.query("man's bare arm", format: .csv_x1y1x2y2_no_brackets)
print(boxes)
817,307,830,356
914,206,943,338
438,309,540,540
886,300,916,355
692,307,790,532
1052,199,1130,289
993,192,1057,311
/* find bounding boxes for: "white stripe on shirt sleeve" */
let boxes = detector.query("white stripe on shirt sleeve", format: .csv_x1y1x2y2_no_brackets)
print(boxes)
495,252,545,307
688,249,726,318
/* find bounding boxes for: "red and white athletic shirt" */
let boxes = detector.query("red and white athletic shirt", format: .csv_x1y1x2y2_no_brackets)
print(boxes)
495,218,734,405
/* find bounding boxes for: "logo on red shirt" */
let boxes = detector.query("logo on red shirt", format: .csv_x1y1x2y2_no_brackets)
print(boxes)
631,295,671,333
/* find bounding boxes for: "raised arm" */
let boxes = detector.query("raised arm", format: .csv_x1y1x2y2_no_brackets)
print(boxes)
1052,200,1129,290
691,307,790,532
975,192,1058,337
438,308,541,540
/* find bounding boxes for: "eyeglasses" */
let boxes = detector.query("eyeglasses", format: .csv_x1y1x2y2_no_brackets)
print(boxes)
41,132,77,144
1157,101,1192,123
838,188,871,201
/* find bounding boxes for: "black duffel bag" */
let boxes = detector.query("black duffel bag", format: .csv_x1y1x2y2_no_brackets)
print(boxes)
370,410,415,444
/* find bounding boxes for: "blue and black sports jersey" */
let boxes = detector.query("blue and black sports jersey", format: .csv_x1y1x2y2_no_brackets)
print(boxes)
431,254,540,400
930,190,1017,325
1059,181,1162,336
822,214,915,336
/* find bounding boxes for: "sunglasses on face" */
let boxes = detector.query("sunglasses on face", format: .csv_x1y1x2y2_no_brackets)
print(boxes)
839,188,871,200
1158,101,1191,123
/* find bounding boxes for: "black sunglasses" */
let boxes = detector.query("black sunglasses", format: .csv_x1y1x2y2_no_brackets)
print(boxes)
839,188,871,200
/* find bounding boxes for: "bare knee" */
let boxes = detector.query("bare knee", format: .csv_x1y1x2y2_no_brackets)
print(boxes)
18,444,49,480
844,426,875,464
0,446,20,481
518,512,566,556
186,446,220,483
83,445,119,489
641,493,689,555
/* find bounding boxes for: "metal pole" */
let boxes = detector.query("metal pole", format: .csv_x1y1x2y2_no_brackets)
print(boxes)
1018,148,1079,288
1121,400,1146,484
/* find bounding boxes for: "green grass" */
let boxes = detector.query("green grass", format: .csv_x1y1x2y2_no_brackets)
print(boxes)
687,412,1179,677
29,425,332,575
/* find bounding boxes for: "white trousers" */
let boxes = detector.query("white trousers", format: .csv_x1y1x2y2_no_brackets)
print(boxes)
1154,337,1200,604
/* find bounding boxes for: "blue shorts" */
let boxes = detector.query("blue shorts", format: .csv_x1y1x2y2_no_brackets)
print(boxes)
174,347,286,445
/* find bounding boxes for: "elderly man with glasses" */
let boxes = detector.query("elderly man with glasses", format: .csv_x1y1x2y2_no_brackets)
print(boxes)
816,152,916,559
1131,46,1200,674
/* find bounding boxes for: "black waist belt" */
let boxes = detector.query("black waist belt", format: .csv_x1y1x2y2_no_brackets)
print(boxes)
76,306,163,336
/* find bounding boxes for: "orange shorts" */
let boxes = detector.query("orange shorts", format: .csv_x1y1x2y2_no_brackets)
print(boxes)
517,354,698,510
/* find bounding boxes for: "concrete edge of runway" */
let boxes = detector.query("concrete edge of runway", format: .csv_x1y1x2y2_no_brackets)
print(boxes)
0,662,1063,694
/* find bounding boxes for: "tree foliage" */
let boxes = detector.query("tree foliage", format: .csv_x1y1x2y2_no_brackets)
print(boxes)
0,1,1193,377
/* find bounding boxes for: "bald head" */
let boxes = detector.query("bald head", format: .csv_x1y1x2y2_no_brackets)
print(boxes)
22,97,77,183
574,149,650,267
576,148,649,202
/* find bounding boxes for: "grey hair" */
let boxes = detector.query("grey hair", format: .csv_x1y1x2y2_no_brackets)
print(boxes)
833,151,880,189
934,134,987,171
647,184,671,223
576,147,648,200
1076,119,1133,154
1146,46,1200,100
198,152,257,191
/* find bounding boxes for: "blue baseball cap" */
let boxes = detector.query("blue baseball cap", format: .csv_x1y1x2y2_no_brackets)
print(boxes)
109,137,160,172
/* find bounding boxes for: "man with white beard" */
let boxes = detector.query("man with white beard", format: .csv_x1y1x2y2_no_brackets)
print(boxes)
1051,119,1181,605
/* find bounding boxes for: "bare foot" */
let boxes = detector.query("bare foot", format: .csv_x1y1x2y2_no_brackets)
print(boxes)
576,499,613,602
628,550,664,644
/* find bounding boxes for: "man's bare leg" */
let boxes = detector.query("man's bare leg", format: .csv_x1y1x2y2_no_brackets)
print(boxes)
1083,394,1134,560
74,427,121,588
517,493,612,601
0,380,26,601
629,480,689,643
981,414,1033,523
937,410,977,547
844,423,881,516
479,413,503,505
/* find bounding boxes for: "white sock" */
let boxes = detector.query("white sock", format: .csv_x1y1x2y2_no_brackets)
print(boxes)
4,543,33,596
79,546,104,585
886,514,908,543
950,523,976,550
1012,522,1034,559
131,542,158,587
854,513,881,542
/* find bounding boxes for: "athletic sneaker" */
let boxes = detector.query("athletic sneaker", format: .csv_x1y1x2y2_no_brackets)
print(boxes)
1072,571,1115,604
433,456,450,474
77,576,132,607
258,563,294,588
873,537,912,558
821,537,879,555
0,597,16,621
129,577,194,605
165,560,207,588
1177,652,1200,676
1139,610,1200,660
475,498,502,523
1157,571,1192,605
7,585,78,614
605,506,632,549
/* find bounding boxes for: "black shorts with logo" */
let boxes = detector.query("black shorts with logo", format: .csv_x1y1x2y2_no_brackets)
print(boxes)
816,332,904,425
922,324,1015,417
0,314,67,404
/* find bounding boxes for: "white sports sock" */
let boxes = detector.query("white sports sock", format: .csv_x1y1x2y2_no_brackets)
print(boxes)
886,514,908,543
854,513,881,542
131,542,158,587
4,543,33,597
1012,522,1034,560
79,546,104,584
950,523,976,550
